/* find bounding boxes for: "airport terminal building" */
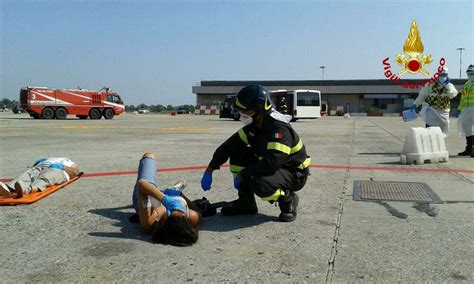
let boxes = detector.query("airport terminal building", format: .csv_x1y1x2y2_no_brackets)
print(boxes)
192,79,465,114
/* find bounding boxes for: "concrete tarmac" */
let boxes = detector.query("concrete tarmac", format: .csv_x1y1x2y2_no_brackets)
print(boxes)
0,112,472,282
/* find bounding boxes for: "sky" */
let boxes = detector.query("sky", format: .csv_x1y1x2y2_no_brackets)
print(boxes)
1,0,472,105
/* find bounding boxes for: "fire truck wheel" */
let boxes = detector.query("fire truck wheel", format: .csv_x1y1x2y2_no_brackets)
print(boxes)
233,113,240,121
55,108,68,120
41,107,55,119
89,108,101,120
103,108,115,120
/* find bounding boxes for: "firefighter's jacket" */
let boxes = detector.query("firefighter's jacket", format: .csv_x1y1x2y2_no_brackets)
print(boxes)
208,115,310,180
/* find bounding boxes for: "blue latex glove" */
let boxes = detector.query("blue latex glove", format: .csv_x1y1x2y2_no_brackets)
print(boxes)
233,175,241,190
48,163,65,170
163,188,182,196
412,104,422,113
201,171,212,191
161,195,186,212
454,111,461,118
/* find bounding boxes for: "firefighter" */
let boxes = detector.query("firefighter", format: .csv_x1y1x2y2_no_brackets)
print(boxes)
200,85,310,222
457,64,474,157
277,97,289,114
413,67,459,135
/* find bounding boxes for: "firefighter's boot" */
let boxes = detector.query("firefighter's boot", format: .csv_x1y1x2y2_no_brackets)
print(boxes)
278,191,299,222
221,190,258,216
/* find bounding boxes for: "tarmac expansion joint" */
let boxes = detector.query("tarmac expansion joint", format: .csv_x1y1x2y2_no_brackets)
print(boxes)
325,120,356,284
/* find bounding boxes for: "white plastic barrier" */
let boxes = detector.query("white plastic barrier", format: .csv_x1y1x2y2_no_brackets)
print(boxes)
400,127,449,165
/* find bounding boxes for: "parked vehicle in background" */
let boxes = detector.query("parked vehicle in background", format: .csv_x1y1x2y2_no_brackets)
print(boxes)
12,102,23,114
19,86,124,119
219,95,240,120
269,89,321,120
177,105,191,114
137,108,150,114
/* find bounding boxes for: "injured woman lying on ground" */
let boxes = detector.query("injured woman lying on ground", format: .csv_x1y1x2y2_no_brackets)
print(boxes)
131,152,201,246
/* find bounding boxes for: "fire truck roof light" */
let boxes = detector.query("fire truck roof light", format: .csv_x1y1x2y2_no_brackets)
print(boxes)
27,86,48,89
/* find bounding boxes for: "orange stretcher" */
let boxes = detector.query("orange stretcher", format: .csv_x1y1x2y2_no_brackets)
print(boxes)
0,172,83,206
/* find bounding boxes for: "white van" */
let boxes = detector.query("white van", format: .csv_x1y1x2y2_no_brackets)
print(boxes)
270,89,321,120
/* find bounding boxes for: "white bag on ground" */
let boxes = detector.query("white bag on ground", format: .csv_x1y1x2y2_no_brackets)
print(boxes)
419,102,450,135
457,107,474,137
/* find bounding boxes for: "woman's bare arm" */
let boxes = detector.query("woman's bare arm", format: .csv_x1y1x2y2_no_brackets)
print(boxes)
136,179,168,232
137,179,165,201
143,207,166,233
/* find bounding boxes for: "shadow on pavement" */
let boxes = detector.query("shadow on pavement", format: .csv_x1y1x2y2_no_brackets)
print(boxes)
0,117,35,120
376,161,403,165
206,118,237,122
448,155,469,158
0,117,80,120
88,205,278,240
199,213,278,232
358,152,400,156
88,205,149,242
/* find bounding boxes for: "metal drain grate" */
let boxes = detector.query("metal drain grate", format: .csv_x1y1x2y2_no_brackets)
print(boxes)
353,180,442,203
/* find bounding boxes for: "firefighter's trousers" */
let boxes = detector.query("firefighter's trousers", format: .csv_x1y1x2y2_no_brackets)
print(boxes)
229,145,307,201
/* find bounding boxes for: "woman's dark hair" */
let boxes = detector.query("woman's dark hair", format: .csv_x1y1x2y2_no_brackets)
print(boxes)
151,215,198,246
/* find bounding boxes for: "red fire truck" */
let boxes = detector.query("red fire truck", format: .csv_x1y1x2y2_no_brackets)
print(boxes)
19,86,125,119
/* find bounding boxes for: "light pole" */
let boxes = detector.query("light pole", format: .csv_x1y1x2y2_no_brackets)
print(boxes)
456,48,465,78
320,66,326,81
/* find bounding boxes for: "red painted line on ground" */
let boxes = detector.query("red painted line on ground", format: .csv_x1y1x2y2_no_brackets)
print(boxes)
81,165,212,179
310,164,474,174
0,165,223,182
1,164,472,183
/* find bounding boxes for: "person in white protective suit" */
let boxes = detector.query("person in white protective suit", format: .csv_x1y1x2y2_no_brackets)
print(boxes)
456,64,474,157
413,67,459,135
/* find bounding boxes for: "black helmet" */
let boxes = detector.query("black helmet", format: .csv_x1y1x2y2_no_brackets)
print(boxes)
233,85,273,113
467,64,474,75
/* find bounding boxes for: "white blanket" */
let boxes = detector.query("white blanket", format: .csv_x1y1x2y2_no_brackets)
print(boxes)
457,107,474,137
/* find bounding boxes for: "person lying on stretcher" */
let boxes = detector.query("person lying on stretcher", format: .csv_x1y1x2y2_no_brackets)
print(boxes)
132,152,201,246
0,157,79,197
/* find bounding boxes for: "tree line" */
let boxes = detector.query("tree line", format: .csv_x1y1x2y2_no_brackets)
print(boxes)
1,98,17,109
124,104,195,113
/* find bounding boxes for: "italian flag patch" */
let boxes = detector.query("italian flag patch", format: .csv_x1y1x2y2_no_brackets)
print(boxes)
274,132,283,139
